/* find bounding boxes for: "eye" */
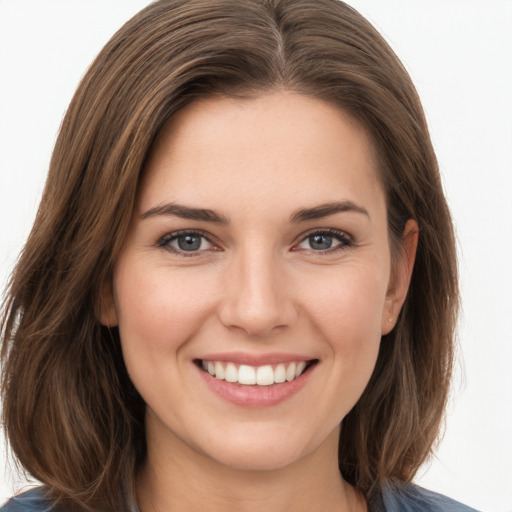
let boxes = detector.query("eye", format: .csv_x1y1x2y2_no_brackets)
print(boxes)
295,229,352,252
158,230,217,255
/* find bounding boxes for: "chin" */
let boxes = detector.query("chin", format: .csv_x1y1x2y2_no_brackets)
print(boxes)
205,442,307,472
194,421,339,473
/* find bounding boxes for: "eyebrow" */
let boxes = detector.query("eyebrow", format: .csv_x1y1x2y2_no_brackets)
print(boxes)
140,200,369,224
290,201,370,223
140,203,229,224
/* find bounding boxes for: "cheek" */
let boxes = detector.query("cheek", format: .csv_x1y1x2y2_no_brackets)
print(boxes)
113,262,218,356
284,266,389,430
298,267,387,379
303,268,387,336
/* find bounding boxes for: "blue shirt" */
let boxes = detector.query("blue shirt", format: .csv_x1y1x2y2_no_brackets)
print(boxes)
1,482,481,511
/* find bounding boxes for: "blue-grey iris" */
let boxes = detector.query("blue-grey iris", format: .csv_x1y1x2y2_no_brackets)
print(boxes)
309,234,332,250
178,235,202,251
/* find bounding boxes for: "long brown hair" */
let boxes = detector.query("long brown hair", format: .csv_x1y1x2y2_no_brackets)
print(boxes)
1,0,458,510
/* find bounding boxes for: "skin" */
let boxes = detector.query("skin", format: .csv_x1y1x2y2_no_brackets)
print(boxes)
101,92,417,512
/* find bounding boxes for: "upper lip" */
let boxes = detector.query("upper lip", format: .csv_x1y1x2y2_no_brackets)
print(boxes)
196,352,317,366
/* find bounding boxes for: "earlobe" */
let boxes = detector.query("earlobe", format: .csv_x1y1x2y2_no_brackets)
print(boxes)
98,281,119,327
381,219,419,334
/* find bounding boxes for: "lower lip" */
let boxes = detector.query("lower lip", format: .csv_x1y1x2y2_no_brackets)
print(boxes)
196,364,314,408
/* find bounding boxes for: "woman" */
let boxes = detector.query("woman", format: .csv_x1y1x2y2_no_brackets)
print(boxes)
1,0,479,510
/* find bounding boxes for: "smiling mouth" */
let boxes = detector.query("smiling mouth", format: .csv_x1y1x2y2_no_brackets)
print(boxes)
195,359,318,386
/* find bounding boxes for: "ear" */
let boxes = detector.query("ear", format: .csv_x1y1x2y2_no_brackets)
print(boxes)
381,219,418,335
98,280,119,327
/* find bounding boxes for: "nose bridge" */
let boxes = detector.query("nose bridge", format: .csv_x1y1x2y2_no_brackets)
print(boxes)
219,241,296,336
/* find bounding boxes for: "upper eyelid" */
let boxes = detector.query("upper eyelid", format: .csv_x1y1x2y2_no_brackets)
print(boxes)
297,227,352,242
159,229,214,241
158,229,220,249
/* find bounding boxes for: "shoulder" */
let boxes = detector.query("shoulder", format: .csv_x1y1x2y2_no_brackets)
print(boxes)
380,480,481,512
1,488,54,512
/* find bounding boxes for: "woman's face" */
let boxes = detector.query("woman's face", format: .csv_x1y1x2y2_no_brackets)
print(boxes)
102,92,414,472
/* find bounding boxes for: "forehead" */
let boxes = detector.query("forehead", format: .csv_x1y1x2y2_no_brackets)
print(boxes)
139,92,384,218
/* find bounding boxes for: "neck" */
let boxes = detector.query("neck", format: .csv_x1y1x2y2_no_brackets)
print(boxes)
136,424,366,512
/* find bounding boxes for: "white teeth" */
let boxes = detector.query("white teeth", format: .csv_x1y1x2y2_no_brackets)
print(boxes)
200,360,311,386
214,362,225,380
285,362,296,382
295,361,307,378
238,365,256,385
274,364,286,383
256,365,274,386
225,363,238,383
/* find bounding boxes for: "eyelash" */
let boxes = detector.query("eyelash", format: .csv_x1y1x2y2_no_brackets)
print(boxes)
157,228,353,256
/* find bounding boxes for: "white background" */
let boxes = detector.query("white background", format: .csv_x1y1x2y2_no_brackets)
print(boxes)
1,1,511,510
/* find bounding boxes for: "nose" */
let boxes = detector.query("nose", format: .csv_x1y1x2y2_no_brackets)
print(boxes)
218,246,298,337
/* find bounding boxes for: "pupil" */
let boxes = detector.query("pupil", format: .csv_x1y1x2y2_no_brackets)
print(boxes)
310,234,332,250
178,235,201,251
